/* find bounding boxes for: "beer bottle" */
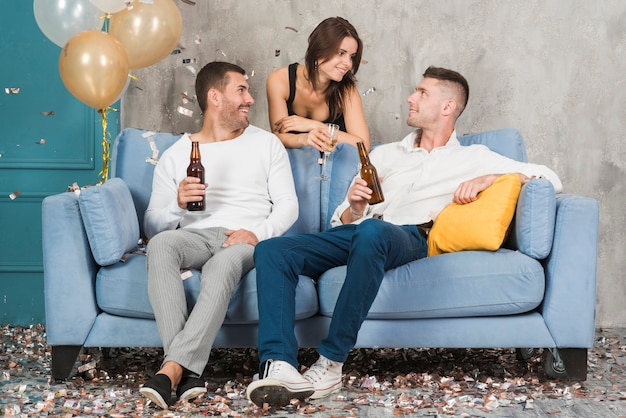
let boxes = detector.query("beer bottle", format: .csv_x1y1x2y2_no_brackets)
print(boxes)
357,141,384,204
186,140,205,211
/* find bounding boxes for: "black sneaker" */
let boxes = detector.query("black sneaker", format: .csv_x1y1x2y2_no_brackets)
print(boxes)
176,375,207,402
139,374,174,409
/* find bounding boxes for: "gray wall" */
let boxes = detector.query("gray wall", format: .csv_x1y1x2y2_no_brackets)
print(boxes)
122,0,626,327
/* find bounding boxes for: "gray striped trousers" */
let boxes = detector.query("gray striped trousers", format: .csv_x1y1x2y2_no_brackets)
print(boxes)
146,227,254,375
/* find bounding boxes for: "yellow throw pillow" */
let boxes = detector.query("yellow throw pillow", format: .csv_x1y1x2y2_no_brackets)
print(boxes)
427,173,522,256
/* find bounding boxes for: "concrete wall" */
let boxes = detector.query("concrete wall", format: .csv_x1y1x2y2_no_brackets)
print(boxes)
122,0,626,327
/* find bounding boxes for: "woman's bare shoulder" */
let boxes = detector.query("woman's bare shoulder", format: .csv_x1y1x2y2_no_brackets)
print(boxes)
267,66,290,83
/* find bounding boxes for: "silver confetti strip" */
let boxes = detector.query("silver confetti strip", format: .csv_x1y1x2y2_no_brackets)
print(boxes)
362,87,376,96
67,182,81,195
177,106,193,118
142,132,160,165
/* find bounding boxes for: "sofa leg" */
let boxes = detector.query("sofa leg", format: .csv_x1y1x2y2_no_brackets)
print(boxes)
51,345,82,381
560,348,588,381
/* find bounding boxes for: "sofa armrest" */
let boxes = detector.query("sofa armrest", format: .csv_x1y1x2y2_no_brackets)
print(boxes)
542,193,599,347
42,192,99,346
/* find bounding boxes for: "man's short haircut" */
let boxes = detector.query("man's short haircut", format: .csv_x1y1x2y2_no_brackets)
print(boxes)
195,61,246,113
423,66,470,116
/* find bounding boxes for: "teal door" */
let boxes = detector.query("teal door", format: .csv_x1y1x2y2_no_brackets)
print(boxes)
0,2,119,325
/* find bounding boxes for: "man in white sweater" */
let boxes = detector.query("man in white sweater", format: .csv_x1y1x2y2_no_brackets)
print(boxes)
139,61,298,409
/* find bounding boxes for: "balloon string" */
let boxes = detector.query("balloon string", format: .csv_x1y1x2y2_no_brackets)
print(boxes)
98,108,112,183
101,14,111,33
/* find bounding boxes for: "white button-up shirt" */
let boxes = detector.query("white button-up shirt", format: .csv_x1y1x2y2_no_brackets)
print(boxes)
331,130,562,227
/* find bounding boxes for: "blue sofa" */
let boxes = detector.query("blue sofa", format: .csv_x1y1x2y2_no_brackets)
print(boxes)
42,127,599,381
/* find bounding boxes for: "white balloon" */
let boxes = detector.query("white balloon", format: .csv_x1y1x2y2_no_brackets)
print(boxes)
33,0,103,47
89,0,129,14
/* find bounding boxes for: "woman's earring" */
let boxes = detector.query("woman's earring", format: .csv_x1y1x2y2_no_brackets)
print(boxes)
314,60,318,69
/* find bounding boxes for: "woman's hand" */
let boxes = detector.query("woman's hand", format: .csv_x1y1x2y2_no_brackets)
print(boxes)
274,116,330,151
274,115,323,135
304,127,334,151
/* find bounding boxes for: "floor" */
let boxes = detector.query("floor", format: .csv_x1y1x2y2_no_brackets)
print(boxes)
1,325,624,417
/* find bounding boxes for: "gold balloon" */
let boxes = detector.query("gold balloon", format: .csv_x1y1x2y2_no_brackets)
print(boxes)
59,30,129,110
109,0,182,69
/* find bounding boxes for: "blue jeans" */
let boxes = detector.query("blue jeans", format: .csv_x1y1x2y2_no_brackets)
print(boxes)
254,218,428,368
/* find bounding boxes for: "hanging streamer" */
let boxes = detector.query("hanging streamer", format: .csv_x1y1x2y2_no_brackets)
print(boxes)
101,13,111,33
98,107,116,183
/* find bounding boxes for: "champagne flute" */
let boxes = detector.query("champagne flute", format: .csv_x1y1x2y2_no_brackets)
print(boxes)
319,123,339,181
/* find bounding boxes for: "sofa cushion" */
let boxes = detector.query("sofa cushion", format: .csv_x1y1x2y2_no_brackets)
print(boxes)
95,254,319,323
458,128,527,162
79,178,139,266
110,128,182,236
224,269,319,323
507,178,556,259
427,174,522,256
95,253,155,319
317,249,545,319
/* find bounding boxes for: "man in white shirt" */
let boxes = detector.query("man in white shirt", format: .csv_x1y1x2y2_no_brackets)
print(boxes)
246,66,561,408
139,61,298,409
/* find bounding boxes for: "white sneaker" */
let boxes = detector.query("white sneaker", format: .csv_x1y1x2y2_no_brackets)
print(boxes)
246,360,314,407
302,355,343,399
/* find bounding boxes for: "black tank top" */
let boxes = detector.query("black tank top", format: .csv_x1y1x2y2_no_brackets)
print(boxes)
286,63,347,132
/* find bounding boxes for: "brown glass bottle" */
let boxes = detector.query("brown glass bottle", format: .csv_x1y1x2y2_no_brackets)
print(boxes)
186,141,205,211
357,141,384,204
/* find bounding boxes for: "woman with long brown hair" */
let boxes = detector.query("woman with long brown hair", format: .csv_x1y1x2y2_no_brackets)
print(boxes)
266,16,370,151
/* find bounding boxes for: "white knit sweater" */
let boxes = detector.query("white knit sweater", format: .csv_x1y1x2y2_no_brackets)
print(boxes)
144,126,298,241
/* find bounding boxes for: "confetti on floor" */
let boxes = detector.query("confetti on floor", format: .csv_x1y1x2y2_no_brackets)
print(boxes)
1,324,624,417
